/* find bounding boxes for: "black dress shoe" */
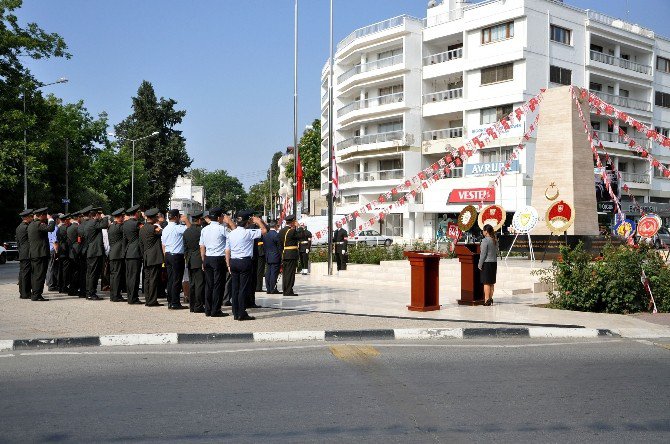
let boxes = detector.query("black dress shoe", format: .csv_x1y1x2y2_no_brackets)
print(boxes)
78,294,87,298
284,293,299,296
269,290,281,294
238,314,256,321
47,287,58,292
117,297,128,303
248,304,262,309
19,296,30,299
223,301,232,307
192,307,206,313
128,299,143,305
32,296,49,301
145,302,164,307
210,312,229,317
87,295,103,301
168,304,188,310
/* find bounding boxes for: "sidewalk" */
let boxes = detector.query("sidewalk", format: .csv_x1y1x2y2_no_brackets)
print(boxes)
1,270,668,341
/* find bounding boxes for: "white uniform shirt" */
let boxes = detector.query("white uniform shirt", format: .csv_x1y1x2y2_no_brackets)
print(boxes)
226,227,261,259
199,221,228,257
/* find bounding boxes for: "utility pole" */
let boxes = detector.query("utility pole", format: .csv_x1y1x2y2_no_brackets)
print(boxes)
327,0,334,276
65,138,69,213
292,0,299,217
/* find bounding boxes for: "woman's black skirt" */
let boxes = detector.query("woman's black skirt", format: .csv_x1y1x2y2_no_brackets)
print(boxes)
480,262,497,285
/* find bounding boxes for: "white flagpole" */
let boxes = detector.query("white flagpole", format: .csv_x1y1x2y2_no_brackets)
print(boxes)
327,0,334,276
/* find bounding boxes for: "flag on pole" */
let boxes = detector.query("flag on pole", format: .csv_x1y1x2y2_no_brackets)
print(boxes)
296,151,304,202
332,154,339,198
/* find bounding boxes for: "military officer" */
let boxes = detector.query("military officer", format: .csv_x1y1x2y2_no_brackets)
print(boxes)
141,208,164,307
253,230,265,294
161,208,191,310
83,206,109,300
123,204,143,305
76,206,92,297
184,211,206,313
57,214,72,293
278,215,300,296
108,208,127,302
16,209,33,299
27,207,56,301
199,208,233,317
263,220,281,294
66,211,83,296
298,223,312,275
334,221,349,271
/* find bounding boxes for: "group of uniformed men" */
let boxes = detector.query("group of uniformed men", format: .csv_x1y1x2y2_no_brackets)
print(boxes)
15,204,330,322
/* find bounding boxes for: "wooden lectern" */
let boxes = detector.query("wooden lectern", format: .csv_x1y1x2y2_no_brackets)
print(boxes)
403,251,442,311
455,243,484,305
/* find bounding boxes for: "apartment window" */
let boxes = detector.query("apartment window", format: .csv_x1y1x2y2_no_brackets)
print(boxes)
549,65,572,85
481,21,514,44
591,121,601,131
590,44,604,53
480,104,513,125
481,63,513,85
656,91,670,108
657,56,670,73
480,147,514,163
342,195,359,204
377,120,402,133
379,158,402,171
590,82,602,92
654,164,670,178
550,25,571,45
377,48,402,60
619,89,630,98
655,126,670,138
382,213,403,237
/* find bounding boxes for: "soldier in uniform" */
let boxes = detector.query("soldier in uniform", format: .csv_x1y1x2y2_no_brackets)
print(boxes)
199,208,232,317
16,209,33,299
333,221,349,271
263,220,281,294
57,214,71,294
108,208,127,302
278,215,300,296
141,208,164,307
76,206,92,297
66,211,82,296
298,223,312,275
27,207,56,301
123,204,143,305
253,231,265,294
184,211,205,313
83,207,109,300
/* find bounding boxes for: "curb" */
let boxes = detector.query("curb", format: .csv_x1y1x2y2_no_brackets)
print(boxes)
0,328,618,351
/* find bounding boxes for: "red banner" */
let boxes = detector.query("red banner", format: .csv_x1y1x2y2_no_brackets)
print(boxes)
448,188,495,204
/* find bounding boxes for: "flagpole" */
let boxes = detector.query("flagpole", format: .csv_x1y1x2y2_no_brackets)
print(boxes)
327,0,334,276
292,0,299,217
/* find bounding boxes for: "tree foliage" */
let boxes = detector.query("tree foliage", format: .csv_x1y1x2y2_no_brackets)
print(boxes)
114,81,192,209
191,168,247,213
246,151,283,216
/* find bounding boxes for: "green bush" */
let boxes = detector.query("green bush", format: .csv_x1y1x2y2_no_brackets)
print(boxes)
310,241,455,265
534,242,669,314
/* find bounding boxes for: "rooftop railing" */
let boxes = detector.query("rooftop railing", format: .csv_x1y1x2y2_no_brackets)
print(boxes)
586,10,654,39
590,90,651,112
590,50,652,75
422,87,463,104
423,7,464,28
337,15,412,52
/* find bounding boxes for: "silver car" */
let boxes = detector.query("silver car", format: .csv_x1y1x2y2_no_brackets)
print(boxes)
351,230,393,246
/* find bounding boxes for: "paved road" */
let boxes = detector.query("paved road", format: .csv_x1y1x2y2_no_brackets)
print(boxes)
0,261,18,286
1,339,669,443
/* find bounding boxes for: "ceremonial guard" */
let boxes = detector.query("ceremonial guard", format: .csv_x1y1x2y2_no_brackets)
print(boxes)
27,207,56,301
263,220,281,294
141,208,164,307
16,209,33,299
66,211,83,296
83,207,109,300
108,208,127,302
253,232,265,294
333,221,349,271
199,208,232,317
278,215,300,296
184,211,205,313
76,206,91,297
226,211,267,320
123,204,143,304
161,209,190,310
57,214,71,294
298,223,312,275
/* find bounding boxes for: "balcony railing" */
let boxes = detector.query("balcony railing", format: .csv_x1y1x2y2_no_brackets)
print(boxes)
621,172,650,184
339,168,404,185
589,90,651,112
337,92,404,118
422,127,464,141
337,15,409,52
586,10,654,39
321,90,329,104
338,53,404,84
593,130,648,146
423,87,463,104
423,47,463,66
423,7,464,28
321,150,329,162
589,50,652,75
337,130,404,151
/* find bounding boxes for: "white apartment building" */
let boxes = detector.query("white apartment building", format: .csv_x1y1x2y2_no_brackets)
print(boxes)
169,176,204,215
321,0,670,240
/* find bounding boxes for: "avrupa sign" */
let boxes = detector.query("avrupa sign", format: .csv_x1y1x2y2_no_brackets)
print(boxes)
466,160,519,177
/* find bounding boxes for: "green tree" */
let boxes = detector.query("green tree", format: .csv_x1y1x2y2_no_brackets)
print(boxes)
246,150,283,216
285,120,322,190
89,144,149,212
114,81,192,208
191,168,247,213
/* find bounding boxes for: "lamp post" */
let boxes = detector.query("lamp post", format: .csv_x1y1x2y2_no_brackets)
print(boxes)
23,77,68,209
292,0,299,217
108,131,160,207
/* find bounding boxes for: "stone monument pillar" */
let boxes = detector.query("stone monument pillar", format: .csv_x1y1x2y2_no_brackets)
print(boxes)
530,86,599,236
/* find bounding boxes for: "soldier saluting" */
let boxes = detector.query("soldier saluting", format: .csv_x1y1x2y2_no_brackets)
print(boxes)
298,222,312,275
108,208,127,302
27,207,56,301
83,206,109,300
278,215,300,296
141,208,164,307
16,209,33,299
123,204,143,305
333,221,349,271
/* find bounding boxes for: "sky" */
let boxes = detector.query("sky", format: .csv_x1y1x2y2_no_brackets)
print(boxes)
20,0,670,189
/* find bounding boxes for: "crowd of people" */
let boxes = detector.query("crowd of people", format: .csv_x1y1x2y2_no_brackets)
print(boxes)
14,205,327,321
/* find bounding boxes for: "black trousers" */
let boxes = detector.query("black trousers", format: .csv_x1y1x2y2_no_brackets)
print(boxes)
144,264,161,305
86,256,103,297
125,259,142,303
59,256,70,292
299,251,310,271
165,253,185,307
18,259,32,299
254,256,265,292
188,267,205,311
30,256,48,299
109,259,125,301
230,257,253,319
77,256,87,296
204,256,226,315
335,253,347,271
101,257,110,289
67,256,80,295
223,272,232,305
265,262,280,293
47,250,60,289
282,259,297,295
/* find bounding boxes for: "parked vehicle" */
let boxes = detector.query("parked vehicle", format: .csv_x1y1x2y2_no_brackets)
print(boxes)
0,245,7,264
351,230,393,246
3,241,18,261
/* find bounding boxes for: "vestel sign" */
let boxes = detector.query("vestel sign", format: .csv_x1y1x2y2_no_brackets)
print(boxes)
448,188,495,204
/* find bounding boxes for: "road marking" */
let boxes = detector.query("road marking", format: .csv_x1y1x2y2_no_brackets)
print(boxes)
0,354,15,358
99,333,178,347
0,340,13,351
528,327,599,338
254,331,325,342
329,345,380,363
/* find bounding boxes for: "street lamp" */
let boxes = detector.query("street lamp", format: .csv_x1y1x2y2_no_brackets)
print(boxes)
108,131,160,206
23,76,69,209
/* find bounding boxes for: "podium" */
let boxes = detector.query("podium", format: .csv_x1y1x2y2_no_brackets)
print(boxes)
403,251,441,311
455,243,484,305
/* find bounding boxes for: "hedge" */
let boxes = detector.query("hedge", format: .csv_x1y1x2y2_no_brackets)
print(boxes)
310,241,455,265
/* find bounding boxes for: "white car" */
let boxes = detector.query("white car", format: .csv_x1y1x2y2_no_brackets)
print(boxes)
351,230,393,246
0,245,6,264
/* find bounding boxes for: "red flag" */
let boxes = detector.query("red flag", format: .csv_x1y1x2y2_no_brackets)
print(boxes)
296,151,303,202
